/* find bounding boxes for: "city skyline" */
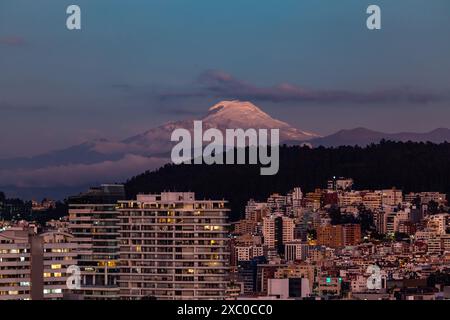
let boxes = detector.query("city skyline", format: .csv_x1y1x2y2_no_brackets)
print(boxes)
1,178,450,300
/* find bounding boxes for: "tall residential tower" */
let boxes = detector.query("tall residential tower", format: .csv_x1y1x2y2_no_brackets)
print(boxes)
117,192,230,299
68,184,125,299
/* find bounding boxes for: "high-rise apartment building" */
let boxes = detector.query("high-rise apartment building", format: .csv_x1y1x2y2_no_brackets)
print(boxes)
41,231,78,299
0,228,31,300
117,192,230,300
341,224,362,246
262,216,277,250
373,211,387,234
0,227,77,300
263,215,295,255
68,184,125,299
317,225,344,248
282,217,295,244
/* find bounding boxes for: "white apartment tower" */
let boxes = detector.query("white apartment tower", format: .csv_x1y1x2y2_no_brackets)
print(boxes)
117,192,230,300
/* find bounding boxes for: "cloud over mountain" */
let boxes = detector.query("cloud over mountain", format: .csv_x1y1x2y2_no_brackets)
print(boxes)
159,70,443,104
0,154,167,188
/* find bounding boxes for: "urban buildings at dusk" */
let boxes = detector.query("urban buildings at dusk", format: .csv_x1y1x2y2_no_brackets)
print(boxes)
1,178,449,300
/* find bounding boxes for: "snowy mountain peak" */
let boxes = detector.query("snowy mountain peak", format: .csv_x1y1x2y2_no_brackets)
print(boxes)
208,100,264,114
121,100,320,150
204,100,284,126
202,100,320,141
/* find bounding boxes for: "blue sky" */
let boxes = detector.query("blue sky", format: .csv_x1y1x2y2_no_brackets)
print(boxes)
1,0,450,157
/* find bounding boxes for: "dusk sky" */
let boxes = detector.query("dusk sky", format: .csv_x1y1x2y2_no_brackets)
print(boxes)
1,0,450,158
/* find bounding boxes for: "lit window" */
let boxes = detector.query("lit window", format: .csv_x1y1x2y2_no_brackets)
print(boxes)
51,264,62,269
107,261,116,267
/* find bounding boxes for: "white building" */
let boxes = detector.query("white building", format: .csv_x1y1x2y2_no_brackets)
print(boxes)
117,192,230,300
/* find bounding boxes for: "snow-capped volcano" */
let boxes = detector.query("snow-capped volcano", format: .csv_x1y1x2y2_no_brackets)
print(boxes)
204,101,318,141
123,100,319,151
0,100,318,192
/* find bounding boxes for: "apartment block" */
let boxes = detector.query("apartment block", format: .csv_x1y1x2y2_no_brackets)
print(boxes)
0,228,31,300
68,184,125,299
317,224,361,248
0,228,77,300
117,192,230,300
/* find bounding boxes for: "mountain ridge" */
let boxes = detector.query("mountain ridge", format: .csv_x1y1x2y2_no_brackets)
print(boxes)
305,127,450,147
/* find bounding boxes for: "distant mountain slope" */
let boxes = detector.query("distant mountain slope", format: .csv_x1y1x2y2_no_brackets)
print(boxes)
123,100,320,148
307,127,450,147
